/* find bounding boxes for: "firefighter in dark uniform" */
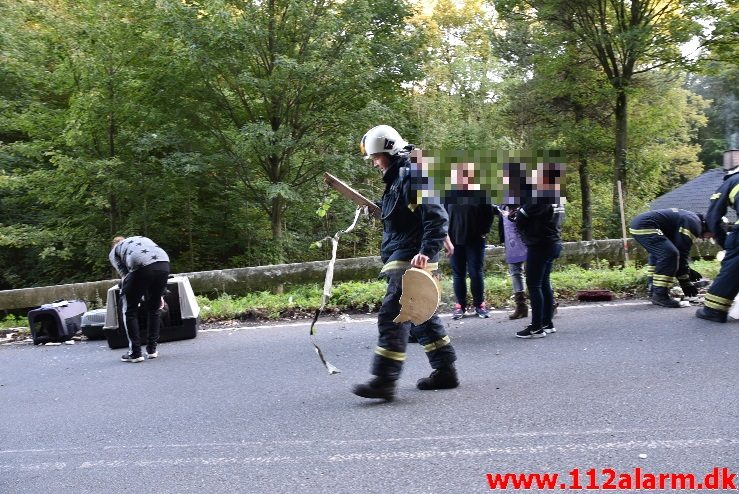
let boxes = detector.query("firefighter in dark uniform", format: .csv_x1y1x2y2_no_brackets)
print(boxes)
696,164,739,323
352,125,458,402
629,208,710,308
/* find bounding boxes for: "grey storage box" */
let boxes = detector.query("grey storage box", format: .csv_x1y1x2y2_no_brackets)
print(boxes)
81,308,108,340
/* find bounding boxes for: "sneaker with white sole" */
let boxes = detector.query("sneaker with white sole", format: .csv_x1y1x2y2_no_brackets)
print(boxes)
452,304,466,320
121,353,145,363
516,324,546,339
542,322,556,334
474,302,490,318
146,344,158,359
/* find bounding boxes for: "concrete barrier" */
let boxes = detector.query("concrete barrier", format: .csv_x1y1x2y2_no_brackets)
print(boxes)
0,238,720,311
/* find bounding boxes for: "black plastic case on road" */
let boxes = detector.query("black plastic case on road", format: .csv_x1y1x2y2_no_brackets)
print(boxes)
104,281,199,349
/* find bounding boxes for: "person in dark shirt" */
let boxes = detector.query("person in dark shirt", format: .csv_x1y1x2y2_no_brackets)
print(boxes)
444,162,495,319
506,161,565,338
511,203,564,338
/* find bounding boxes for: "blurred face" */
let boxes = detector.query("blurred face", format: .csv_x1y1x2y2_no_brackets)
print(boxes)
371,153,391,174
451,163,479,190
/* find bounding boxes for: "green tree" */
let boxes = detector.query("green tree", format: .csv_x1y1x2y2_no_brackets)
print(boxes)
497,0,714,231
158,0,424,263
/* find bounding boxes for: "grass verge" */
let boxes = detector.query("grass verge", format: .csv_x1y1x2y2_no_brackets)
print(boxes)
195,259,722,323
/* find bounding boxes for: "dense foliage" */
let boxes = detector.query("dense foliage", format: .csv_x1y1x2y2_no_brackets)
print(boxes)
0,0,735,288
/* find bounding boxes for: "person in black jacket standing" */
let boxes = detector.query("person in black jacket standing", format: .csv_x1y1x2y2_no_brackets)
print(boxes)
444,162,496,319
352,125,459,402
509,163,564,338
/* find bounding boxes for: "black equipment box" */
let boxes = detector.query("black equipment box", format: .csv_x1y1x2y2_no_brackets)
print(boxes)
28,300,88,345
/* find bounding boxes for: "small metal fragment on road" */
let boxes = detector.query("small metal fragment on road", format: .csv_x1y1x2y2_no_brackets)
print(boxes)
638,453,647,459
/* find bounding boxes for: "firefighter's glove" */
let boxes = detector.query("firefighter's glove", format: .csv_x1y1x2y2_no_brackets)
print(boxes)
679,280,698,298
688,268,702,282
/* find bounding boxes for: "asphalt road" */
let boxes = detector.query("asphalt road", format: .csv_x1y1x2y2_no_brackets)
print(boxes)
1,301,737,493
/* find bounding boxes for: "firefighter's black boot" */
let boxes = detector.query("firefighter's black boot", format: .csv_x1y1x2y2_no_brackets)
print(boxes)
651,287,681,308
416,364,459,391
352,376,396,401
509,291,528,320
696,306,728,323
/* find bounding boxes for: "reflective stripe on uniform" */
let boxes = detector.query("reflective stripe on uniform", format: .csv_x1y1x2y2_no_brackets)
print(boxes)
704,293,733,311
646,265,656,275
679,227,696,242
652,274,675,287
380,260,439,274
423,335,451,353
374,346,406,361
629,228,662,235
729,184,739,206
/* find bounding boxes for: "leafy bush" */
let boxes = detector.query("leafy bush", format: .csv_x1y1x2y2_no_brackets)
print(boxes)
0,314,29,330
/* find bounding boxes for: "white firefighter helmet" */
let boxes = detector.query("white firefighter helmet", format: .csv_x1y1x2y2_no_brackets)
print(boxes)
360,125,408,159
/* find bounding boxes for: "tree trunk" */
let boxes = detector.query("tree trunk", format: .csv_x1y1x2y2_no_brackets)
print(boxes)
578,152,592,241
574,104,592,242
270,196,283,241
612,88,628,235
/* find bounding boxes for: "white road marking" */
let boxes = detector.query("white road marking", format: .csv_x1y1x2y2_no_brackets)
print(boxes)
2,428,736,472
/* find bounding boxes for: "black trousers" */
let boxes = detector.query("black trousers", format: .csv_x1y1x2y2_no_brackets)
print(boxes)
372,269,456,380
705,232,739,314
631,234,680,288
120,262,169,355
525,242,561,328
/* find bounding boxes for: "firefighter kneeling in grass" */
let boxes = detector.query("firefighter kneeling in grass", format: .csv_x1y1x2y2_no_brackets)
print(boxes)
696,160,739,323
352,125,459,402
629,208,712,308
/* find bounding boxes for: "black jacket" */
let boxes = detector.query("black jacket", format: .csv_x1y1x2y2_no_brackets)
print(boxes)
514,204,564,247
629,208,702,276
705,171,739,248
445,193,495,245
379,156,448,264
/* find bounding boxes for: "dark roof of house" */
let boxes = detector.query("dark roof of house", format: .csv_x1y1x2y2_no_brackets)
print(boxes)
649,168,736,220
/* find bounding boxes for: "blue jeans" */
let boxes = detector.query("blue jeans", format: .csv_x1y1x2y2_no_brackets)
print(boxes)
508,261,525,293
449,238,486,308
525,242,561,328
